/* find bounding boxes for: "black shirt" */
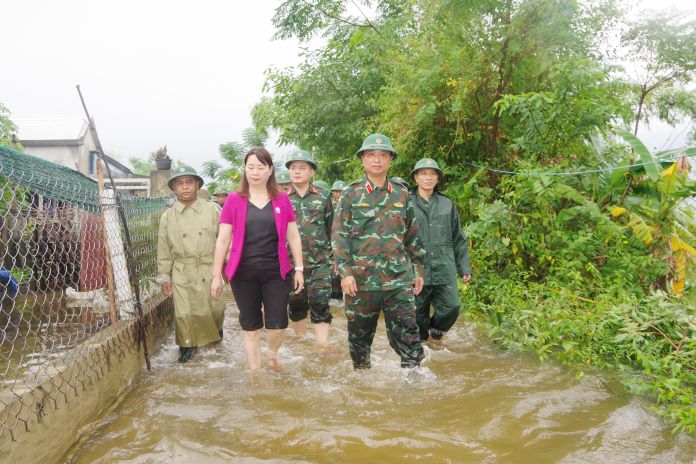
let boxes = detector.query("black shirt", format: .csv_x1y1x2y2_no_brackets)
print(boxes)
239,201,279,271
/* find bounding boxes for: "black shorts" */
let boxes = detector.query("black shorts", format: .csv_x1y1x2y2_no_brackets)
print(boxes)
230,265,291,331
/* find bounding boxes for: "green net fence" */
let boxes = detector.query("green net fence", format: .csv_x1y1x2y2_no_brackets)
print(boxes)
0,145,173,442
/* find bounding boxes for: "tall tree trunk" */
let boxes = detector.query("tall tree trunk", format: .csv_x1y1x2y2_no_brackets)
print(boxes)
633,85,648,136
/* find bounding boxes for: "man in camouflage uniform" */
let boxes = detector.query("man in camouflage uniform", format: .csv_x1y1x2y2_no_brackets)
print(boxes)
410,158,471,343
157,166,225,363
286,151,334,347
313,180,330,192
332,134,426,369
330,180,346,300
276,169,292,194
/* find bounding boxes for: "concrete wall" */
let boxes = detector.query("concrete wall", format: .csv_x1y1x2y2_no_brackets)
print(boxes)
149,169,172,198
0,297,173,464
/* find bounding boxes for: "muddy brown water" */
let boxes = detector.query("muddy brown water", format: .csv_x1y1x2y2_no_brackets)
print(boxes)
65,300,696,463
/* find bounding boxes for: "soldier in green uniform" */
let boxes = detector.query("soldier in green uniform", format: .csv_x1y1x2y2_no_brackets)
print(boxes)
330,180,346,206
157,166,225,363
286,151,334,347
332,134,426,369
313,180,330,192
276,169,292,194
330,180,346,300
213,190,229,207
410,158,471,342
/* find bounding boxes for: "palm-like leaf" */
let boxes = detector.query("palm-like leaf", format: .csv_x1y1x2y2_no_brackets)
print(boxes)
201,160,222,179
616,129,660,181
242,127,268,148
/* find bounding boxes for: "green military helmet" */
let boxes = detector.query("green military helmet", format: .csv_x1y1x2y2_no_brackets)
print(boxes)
275,169,291,185
213,189,229,196
285,150,318,170
314,180,330,191
331,180,346,191
410,158,443,178
356,133,397,159
168,165,204,190
390,176,408,188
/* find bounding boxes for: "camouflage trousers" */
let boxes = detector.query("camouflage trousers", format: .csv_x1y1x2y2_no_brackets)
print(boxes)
345,287,424,368
288,265,332,324
415,284,461,341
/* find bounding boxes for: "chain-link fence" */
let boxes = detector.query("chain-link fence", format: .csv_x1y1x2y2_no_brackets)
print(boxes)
0,145,172,442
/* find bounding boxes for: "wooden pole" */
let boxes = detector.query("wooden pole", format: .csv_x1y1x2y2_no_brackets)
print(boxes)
96,160,118,324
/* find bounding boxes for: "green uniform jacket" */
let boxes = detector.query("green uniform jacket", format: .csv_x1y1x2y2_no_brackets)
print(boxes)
288,183,333,268
332,176,425,291
410,191,471,286
157,197,224,347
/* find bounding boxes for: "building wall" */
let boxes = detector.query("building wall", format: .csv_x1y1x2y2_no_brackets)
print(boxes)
21,145,85,174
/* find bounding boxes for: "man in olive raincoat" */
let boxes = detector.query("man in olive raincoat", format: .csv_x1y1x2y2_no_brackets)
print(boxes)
409,158,471,342
157,166,225,362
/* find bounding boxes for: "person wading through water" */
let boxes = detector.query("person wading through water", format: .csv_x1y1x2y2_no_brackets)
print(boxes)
211,148,304,371
285,150,334,349
157,166,225,363
409,158,471,344
332,133,426,370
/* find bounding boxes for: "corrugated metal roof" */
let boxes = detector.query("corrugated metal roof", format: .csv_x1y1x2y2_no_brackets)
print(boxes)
14,118,88,142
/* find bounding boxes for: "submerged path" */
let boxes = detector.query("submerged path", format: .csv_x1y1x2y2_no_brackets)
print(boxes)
66,300,696,463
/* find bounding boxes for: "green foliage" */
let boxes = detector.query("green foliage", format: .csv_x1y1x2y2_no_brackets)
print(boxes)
261,0,696,432
0,103,21,150
203,125,269,192
458,168,695,432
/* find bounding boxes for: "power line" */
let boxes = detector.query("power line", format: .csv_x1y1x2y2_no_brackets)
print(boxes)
459,154,696,176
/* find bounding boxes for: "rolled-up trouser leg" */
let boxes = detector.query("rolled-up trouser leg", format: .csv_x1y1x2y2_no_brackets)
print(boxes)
345,290,380,368
429,284,461,334
331,274,343,299
307,265,332,324
288,270,309,322
414,285,435,341
383,287,424,368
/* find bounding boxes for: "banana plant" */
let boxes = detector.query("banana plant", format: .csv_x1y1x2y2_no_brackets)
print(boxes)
609,133,696,296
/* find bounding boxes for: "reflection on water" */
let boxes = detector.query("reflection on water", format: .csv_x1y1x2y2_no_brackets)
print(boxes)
67,300,696,463
1,291,110,384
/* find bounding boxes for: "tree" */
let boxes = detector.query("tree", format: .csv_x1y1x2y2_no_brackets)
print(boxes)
0,103,21,150
621,9,696,137
202,126,269,194
261,0,629,182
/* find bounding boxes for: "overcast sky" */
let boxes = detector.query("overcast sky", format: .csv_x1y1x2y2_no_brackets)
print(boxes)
1,0,694,175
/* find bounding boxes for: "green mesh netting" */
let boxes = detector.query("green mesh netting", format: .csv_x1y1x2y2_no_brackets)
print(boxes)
0,145,167,214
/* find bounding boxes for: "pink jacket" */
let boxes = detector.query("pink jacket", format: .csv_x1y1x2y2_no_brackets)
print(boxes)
219,192,296,280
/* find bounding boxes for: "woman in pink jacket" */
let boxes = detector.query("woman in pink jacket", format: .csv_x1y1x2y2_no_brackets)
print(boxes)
211,148,304,371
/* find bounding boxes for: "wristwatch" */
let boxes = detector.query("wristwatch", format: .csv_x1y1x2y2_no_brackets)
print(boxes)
295,266,304,272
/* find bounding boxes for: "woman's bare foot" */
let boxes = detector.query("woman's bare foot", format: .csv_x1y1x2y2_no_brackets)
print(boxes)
266,357,281,372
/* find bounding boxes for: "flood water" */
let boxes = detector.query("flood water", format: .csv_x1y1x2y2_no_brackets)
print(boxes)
66,299,696,463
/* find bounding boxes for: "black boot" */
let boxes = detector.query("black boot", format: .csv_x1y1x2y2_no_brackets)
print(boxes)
178,346,198,363
429,329,444,340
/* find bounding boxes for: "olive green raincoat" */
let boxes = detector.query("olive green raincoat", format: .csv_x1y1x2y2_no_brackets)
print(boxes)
157,197,225,347
410,192,470,286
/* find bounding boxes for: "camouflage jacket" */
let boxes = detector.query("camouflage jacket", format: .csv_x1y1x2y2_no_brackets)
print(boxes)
332,175,425,291
288,183,333,268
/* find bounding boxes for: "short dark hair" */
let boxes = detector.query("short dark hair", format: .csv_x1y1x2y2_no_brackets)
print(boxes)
238,147,280,199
